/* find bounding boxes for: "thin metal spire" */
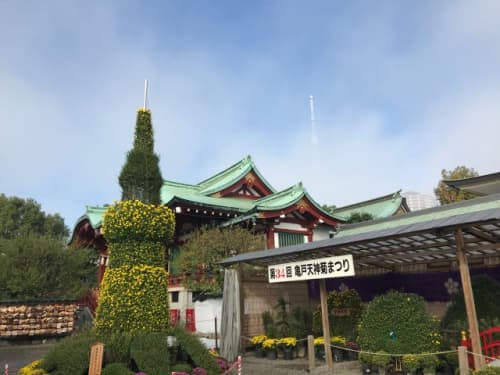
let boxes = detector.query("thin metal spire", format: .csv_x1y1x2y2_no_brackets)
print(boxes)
143,79,149,110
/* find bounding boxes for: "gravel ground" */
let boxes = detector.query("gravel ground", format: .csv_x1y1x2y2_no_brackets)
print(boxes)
240,353,362,375
0,342,55,374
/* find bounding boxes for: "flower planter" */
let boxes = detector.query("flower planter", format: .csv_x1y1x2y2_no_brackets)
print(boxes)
283,346,294,360
266,349,277,360
333,348,345,362
254,347,265,358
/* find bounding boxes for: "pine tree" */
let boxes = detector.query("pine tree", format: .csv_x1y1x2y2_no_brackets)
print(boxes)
119,109,163,204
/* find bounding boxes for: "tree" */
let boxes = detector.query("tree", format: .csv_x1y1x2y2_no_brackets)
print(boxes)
172,226,266,296
95,108,175,334
347,212,373,224
434,166,479,205
118,109,164,204
321,204,336,214
0,194,69,240
0,236,96,300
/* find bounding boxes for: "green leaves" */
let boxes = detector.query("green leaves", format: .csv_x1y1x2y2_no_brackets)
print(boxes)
434,166,479,205
0,194,68,240
0,236,96,301
172,226,265,294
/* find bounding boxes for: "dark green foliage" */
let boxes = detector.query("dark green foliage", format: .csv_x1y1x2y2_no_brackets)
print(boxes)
101,363,135,375
357,291,440,355
0,194,69,240
312,288,363,340
347,212,373,223
130,332,170,375
41,330,99,375
102,332,134,365
0,236,96,300
119,109,163,204
441,275,500,332
261,300,312,339
173,226,265,295
171,363,193,373
108,241,165,269
474,367,500,375
172,326,220,375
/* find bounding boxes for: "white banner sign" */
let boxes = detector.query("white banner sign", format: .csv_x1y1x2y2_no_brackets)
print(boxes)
268,254,355,283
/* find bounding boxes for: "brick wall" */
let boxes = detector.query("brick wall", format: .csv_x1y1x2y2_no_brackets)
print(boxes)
0,302,77,338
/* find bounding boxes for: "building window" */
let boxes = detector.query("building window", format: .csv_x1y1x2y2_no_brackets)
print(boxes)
277,232,305,247
170,291,179,303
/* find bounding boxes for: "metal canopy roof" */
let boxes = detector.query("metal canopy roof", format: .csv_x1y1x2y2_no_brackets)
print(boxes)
220,194,500,275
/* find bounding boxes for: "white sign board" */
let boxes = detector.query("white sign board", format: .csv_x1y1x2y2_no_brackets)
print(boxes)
268,254,355,283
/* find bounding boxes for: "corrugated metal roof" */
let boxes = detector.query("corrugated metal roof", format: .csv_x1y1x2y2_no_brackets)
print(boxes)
220,194,500,273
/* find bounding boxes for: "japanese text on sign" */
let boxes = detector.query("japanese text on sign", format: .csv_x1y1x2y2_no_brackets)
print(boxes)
268,254,355,283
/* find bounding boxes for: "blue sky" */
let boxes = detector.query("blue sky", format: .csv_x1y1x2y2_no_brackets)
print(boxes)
1,1,500,229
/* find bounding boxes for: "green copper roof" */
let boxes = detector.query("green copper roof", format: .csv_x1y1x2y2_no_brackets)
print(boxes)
335,193,500,239
332,191,407,221
444,171,500,196
197,155,276,195
74,205,107,228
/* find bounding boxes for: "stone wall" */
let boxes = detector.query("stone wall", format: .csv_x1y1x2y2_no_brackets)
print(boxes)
0,302,77,338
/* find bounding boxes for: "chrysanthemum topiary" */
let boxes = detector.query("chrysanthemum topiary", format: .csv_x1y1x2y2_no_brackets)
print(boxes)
357,291,441,370
94,265,170,333
102,200,175,244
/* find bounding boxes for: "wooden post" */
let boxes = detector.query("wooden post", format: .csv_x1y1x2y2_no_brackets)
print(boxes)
455,228,485,370
88,342,104,375
308,334,315,371
458,346,469,375
319,279,334,368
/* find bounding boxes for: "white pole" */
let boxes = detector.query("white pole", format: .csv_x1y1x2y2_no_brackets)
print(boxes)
143,79,149,110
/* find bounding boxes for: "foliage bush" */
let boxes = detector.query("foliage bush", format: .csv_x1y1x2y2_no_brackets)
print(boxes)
102,331,134,365
357,291,440,368
441,275,500,332
41,330,99,375
0,236,96,300
102,200,175,244
101,363,135,375
474,367,500,375
171,363,193,373
130,332,170,375
172,326,220,375
172,226,265,295
261,299,312,339
94,265,170,334
312,288,363,340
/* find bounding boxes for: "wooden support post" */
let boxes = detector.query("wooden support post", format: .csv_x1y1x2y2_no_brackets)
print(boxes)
455,228,485,370
458,346,469,375
319,279,334,368
308,334,315,371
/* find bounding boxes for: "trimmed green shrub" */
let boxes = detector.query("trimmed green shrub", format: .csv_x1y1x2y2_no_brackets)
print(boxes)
312,288,363,339
474,367,500,375
107,241,165,268
173,326,220,375
441,275,500,332
357,291,440,368
130,332,170,375
101,363,135,375
94,265,170,334
41,330,99,375
102,331,134,365
171,363,193,373
102,200,175,243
